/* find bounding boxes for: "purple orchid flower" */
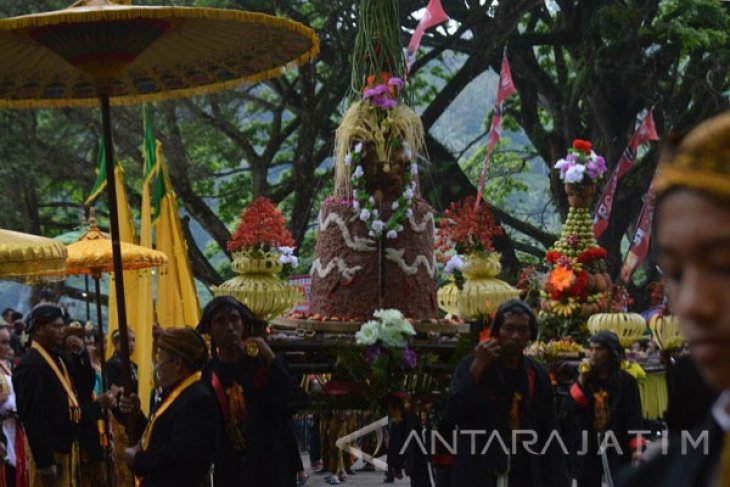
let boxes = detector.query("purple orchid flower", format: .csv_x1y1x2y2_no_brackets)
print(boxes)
387,77,405,89
372,95,397,109
365,345,383,365
403,347,418,369
363,84,389,99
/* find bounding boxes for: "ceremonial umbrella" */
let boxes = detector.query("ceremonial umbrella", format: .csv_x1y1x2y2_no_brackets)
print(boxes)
0,228,68,280
65,209,166,484
0,0,319,415
54,221,92,320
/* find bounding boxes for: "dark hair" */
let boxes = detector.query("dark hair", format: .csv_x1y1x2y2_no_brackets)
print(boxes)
10,311,22,322
197,296,263,336
1,308,14,319
489,299,538,341
197,296,264,359
27,303,64,334
590,331,623,371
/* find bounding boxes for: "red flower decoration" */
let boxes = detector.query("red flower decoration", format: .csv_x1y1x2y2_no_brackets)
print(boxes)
577,247,608,264
572,139,593,155
568,271,590,299
227,197,295,252
435,196,504,255
545,251,564,264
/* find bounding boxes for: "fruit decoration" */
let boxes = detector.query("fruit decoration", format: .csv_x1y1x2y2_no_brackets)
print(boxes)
539,140,611,338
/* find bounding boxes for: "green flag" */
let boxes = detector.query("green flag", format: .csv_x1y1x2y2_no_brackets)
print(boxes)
85,140,107,206
143,105,166,222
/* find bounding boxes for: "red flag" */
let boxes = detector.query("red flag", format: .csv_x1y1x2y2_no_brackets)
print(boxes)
620,176,658,283
406,0,449,71
593,111,659,238
475,52,516,209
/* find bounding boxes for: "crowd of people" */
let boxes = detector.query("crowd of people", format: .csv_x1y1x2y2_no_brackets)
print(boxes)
0,295,306,487
0,111,726,487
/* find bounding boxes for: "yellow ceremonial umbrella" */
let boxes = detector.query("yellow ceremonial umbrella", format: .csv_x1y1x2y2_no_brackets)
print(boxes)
0,0,319,422
65,210,166,362
65,209,166,483
0,228,68,280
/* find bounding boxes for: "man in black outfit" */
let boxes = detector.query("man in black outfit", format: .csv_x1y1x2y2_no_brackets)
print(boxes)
121,326,219,487
197,296,302,487
565,331,644,486
13,303,110,486
444,299,570,487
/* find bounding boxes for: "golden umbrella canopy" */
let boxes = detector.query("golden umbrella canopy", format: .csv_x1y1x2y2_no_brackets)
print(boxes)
0,228,68,279
0,0,320,108
65,213,167,276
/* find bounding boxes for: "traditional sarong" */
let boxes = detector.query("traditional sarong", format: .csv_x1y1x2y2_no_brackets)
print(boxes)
27,442,80,487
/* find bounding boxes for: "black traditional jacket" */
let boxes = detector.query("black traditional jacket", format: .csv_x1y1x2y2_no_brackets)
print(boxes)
444,354,571,487
13,345,101,469
202,355,302,487
133,379,219,487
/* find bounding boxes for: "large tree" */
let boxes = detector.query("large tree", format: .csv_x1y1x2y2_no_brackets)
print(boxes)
0,0,727,308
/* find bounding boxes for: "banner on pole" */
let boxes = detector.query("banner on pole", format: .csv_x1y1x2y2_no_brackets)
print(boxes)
594,111,658,238
406,0,449,72
475,51,516,210
620,177,658,283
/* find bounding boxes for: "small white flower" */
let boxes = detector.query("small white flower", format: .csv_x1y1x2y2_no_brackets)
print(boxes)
406,208,414,218
355,320,380,345
444,254,465,275
410,163,418,176
564,164,586,184
391,201,399,210
404,188,415,200
555,159,570,172
353,165,364,179
410,181,417,190
354,142,363,154
403,143,413,160
359,208,371,222
278,246,295,256
372,208,379,217
386,230,398,239
352,200,360,210
352,189,358,198
371,219,385,234
397,225,404,232
368,230,375,237
369,196,375,205
290,256,299,268
344,153,353,166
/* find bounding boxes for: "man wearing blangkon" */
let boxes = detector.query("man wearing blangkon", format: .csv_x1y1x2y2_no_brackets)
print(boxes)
618,111,730,485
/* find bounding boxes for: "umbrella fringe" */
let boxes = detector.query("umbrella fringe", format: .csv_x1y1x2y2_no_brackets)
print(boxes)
0,7,320,109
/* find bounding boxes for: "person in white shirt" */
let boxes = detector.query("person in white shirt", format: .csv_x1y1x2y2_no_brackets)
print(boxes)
0,325,27,486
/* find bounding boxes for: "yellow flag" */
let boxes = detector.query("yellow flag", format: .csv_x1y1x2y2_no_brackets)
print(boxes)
106,164,155,415
155,145,201,329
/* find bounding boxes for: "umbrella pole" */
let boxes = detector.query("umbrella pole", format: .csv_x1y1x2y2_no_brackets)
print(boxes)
85,275,91,322
94,275,114,487
100,91,138,444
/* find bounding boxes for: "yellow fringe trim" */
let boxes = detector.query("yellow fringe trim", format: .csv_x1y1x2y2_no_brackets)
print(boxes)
0,6,320,109
656,165,730,201
334,101,425,199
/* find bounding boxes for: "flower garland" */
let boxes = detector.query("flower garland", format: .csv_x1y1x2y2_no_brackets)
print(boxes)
347,139,418,239
555,139,608,184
